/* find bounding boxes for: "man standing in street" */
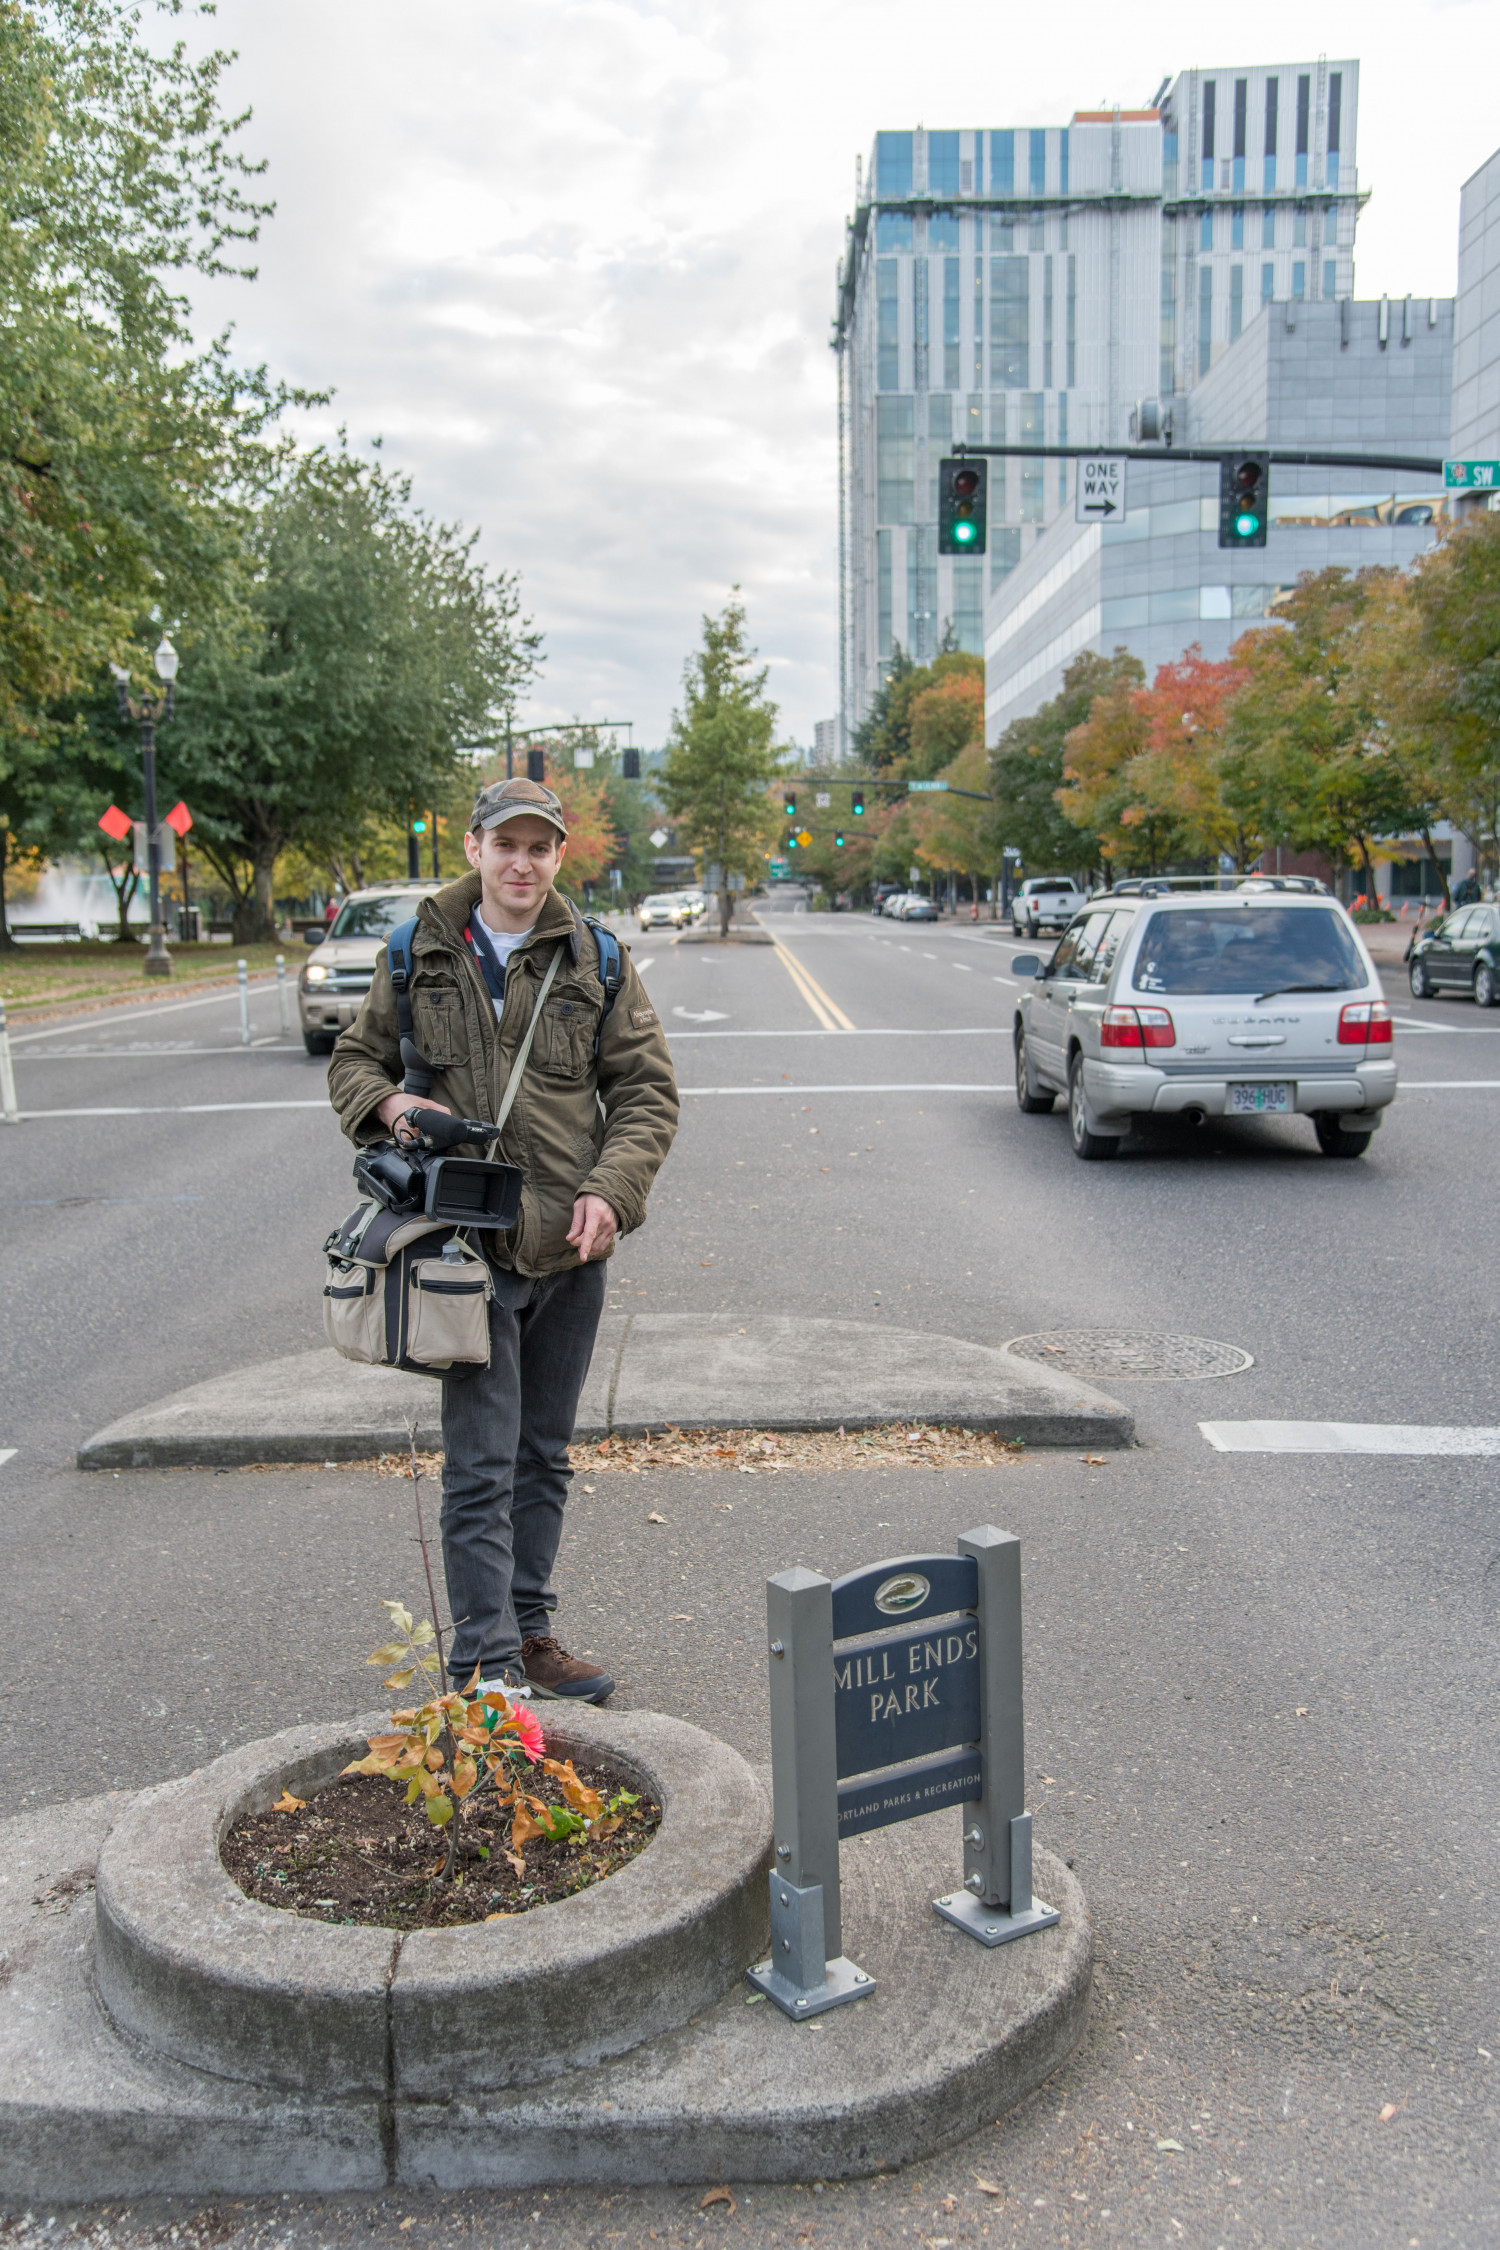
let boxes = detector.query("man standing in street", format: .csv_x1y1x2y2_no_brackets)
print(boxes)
329,776,678,1703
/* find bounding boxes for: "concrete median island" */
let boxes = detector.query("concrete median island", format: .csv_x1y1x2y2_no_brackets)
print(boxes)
0,1707,1091,2200
77,1314,1134,1469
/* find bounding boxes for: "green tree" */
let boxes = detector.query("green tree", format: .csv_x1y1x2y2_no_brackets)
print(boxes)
989,648,1141,878
1398,511,1500,888
660,596,781,933
0,0,291,941
144,445,537,939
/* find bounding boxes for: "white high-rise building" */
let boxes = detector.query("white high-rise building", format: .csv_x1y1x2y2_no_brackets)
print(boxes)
832,61,1363,744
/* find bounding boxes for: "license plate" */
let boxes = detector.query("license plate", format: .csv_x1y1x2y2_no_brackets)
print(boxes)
1229,1082,1290,1114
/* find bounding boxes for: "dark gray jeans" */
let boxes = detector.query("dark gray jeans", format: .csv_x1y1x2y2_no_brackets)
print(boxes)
439,1259,607,1685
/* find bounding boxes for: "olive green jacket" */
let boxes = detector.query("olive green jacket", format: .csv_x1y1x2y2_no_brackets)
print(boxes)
327,875,678,1275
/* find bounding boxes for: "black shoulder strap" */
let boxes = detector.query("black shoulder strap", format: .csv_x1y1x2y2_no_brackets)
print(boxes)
386,915,434,1097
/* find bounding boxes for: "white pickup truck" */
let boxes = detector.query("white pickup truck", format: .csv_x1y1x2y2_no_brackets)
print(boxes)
1012,877,1088,938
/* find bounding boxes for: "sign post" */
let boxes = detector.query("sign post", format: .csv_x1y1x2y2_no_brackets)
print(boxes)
749,1525,1058,2022
1075,457,1125,524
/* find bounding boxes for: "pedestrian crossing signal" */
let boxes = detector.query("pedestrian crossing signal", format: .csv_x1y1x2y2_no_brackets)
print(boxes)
939,458,988,555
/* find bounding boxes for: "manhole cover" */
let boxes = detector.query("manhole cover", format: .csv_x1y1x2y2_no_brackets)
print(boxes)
1005,1330,1254,1381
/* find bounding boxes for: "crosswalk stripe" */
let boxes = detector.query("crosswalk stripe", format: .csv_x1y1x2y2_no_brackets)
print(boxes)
1201,1421,1500,1455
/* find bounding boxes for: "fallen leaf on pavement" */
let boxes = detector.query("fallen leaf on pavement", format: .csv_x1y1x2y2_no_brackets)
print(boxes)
272,1790,305,1814
1379,2093,1409,2123
701,2187,736,2213
1156,2138,1185,2152
483,1911,515,1922
398,2221,414,2233
973,2177,1003,2197
1081,1454,1106,1466
1295,1706,1309,1716
646,1512,666,1524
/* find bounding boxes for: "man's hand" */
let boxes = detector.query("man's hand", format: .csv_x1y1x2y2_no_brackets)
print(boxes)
567,1193,619,1264
376,1092,452,1144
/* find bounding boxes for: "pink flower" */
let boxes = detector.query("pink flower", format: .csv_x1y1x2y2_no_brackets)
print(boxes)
507,1702,545,1764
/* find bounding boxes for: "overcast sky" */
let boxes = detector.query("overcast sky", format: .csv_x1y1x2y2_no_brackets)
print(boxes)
192,0,1497,750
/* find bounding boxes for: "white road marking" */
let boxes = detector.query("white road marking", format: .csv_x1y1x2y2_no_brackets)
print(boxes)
15,1046,303,1060
666,1026,1004,1039
0,1450,16,1470
10,980,279,1043
951,963,973,972
680,1083,1006,1097
633,956,656,972
1397,1081,1500,1089
671,1006,730,1023
15,1102,331,1118
1202,1420,1500,1456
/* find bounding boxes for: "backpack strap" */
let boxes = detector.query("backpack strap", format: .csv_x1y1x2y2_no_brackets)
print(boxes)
386,916,435,1098
584,916,623,1051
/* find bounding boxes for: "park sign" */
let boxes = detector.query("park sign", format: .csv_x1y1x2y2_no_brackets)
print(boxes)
1444,460,1500,489
747,1525,1059,2022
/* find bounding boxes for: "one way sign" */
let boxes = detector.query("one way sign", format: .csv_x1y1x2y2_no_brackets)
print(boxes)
1076,457,1125,524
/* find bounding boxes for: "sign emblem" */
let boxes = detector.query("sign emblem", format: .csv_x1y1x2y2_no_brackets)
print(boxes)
874,1571,930,1617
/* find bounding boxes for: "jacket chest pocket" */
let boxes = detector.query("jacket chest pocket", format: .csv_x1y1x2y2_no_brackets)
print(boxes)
411,983,468,1067
533,994,598,1079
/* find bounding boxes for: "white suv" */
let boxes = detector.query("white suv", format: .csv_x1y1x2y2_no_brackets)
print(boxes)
299,882,443,1056
1011,889,1397,1160
1012,877,1088,936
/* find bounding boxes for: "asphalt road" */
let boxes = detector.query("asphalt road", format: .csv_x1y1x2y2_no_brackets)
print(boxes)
0,904,1497,2250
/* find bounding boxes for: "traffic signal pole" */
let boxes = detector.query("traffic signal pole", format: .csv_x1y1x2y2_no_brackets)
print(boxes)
952,443,1445,474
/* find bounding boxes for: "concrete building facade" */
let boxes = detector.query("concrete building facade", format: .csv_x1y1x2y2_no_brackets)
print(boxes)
1452,146,1500,463
832,59,1364,747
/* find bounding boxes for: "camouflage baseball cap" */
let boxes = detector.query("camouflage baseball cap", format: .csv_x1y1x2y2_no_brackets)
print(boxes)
469,775,567,838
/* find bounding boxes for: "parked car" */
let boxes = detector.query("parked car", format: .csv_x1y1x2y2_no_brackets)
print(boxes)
894,894,940,922
871,882,904,916
1408,903,1500,1004
1010,890,1396,1161
1012,877,1088,936
298,881,443,1055
880,891,912,917
637,893,688,931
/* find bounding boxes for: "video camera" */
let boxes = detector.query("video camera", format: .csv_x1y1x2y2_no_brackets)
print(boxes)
354,1107,523,1228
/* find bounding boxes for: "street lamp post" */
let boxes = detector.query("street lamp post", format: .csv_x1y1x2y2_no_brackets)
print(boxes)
110,635,179,979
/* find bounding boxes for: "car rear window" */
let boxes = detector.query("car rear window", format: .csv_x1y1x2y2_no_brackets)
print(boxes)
330,895,431,939
1131,906,1364,995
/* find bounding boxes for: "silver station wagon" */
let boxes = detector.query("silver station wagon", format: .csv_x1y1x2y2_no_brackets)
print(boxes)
1011,887,1397,1161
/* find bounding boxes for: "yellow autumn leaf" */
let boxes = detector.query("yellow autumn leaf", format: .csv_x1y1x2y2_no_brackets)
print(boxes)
452,1756,478,1801
511,1800,542,1850
383,1668,417,1689
411,1620,436,1646
272,1790,305,1814
367,1641,409,1667
484,1910,515,1921
425,1794,454,1827
425,1748,445,1772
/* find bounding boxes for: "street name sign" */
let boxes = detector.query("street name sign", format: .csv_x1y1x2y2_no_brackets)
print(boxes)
909,779,945,792
1076,456,1125,523
747,1527,1059,2024
1444,460,1500,489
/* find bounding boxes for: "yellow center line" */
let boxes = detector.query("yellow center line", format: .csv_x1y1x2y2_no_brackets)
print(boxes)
770,937,856,1032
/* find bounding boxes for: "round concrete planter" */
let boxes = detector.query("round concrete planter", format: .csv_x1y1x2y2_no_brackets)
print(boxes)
94,1705,771,2098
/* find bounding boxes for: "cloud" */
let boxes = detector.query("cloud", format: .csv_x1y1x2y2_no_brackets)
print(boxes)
192,0,1497,746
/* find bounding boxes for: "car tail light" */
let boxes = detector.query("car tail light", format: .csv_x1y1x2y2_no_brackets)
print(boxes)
1338,1000,1393,1046
1101,1005,1175,1052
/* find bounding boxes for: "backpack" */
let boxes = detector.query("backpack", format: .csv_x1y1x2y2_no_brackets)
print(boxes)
386,907,623,1095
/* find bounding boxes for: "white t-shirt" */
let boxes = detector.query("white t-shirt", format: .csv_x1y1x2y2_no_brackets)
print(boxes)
472,908,535,1016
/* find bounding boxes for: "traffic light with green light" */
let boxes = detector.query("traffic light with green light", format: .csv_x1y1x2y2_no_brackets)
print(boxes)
1218,453,1269,548
784,788,797,817
939,458,988,555
851,789,865,817
411,816,427,835
834,832,845,848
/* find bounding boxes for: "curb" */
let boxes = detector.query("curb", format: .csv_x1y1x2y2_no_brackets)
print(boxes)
77,1317,1135,1470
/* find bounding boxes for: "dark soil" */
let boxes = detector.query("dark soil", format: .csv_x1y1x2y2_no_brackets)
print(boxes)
222,1762,659,1932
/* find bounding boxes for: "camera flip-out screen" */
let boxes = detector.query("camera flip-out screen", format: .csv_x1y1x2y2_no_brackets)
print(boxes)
423,1156,523,1229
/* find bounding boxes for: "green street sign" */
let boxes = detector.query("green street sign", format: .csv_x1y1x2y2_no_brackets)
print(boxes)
1444,460,1500,489
909,780,944,792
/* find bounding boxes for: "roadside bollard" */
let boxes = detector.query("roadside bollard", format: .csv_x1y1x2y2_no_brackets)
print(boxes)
0,996,19,1124
275,953,290,1036
237,956,250,1046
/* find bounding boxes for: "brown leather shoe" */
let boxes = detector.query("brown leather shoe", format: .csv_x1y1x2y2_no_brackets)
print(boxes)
520,1634,615,1704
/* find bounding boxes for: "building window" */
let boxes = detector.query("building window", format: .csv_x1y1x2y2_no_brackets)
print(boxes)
1295,75,1310,188
877,529,893,659
990,213,1014,251
1229,265,1244,341
1261,261,1275,304
1198,263,1213,375
875,212,913,252
1200,208,1213,252
877,258,900,390
960,157,973,194
1067,254,1077,387
928,131,960,196
1163,126,1179,197
1292,260,1306,299
1058,392,1068,504
1028,208,1045,252
943,259,961,389
1323,257,1337,300
1262,206,1276,249
972,257,983,385
928,210,959,252
1201,79,1216,191
989,255,1029,387
952,559,983,653
929,392,952,444
1160,225,1177,396
1327,72,1342,187
913,255,929,389
876,393,914,523
1059,128,1069,194
990,528,1023,590
990,129,1014,197
1029,128,1046,197
1232,78,1247,193
1231,206,1245,250
1043,255,1054,388
876,133,913,198
1293,207,1307,248
1020,393,1044,520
